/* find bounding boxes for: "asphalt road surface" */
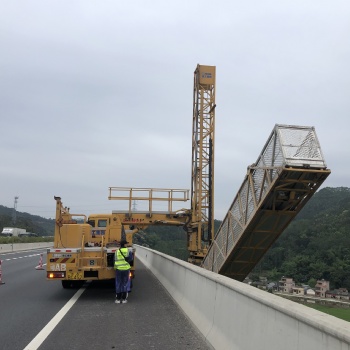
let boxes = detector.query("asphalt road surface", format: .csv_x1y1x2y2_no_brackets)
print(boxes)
0,249,212,350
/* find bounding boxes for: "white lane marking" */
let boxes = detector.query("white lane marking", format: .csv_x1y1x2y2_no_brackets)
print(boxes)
23,287,86,350
0,249,47,256
2,253,47,267
2,253,42,261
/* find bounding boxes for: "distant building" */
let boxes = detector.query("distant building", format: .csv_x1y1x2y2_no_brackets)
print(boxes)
305,288,316,296
326,288,349,301
292,286,305,295
267,282,277,291
315,279,330,298
278,277,295,293
18,232,38,237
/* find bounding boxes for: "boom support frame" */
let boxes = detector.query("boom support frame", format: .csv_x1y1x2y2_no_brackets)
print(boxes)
188,64,216,264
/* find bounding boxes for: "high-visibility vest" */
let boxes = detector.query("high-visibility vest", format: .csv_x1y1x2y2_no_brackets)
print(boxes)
114,248,130,270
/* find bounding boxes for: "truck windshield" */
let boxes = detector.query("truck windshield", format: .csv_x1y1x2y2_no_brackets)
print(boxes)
98,219,107,227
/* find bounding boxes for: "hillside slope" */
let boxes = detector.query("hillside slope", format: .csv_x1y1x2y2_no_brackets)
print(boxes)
252,187,350,289
0,205,55,236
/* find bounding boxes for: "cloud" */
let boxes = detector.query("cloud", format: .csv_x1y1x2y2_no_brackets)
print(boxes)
1,1,349,220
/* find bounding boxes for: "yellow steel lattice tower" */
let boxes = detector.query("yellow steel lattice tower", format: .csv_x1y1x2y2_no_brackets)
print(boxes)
188,64,216,264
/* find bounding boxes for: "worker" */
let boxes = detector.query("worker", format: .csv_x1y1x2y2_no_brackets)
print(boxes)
114,239,131,304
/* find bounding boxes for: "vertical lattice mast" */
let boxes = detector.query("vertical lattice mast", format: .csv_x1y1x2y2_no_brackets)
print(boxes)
188,64,216,264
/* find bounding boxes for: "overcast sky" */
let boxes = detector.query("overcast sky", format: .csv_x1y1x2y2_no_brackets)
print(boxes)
1,1,349,221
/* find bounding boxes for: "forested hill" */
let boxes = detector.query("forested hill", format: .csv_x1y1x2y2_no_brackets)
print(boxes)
252,187,350,289
133,220,222,261
0,205,55,236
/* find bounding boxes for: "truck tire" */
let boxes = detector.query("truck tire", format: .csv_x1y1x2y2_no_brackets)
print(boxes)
62,280,85,289
62,280,71,289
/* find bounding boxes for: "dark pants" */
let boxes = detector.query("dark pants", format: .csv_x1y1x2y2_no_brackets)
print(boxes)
115,269,130,300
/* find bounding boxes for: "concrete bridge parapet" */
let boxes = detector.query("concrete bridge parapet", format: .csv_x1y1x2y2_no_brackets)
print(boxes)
135,245,350,350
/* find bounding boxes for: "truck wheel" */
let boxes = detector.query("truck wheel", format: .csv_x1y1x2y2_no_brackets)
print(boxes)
62,280,71,289
72,280,85,288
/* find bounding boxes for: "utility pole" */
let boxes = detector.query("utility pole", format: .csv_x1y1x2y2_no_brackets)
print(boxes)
12,196,19,252
13,196,19,226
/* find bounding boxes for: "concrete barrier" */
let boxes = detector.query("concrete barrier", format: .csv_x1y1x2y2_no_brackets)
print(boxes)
136,245,350,350
0,243,53,253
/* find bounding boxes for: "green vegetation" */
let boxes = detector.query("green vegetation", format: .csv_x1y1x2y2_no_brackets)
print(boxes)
0,236,53,244
253,187,350,290
305,304,350,322
134,226,189,261
133,219,223,261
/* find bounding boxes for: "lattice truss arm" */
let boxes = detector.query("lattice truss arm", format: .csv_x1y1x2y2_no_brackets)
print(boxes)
202,124,330,280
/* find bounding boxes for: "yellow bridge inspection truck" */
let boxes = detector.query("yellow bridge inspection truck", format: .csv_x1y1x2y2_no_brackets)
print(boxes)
46,188,190,288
